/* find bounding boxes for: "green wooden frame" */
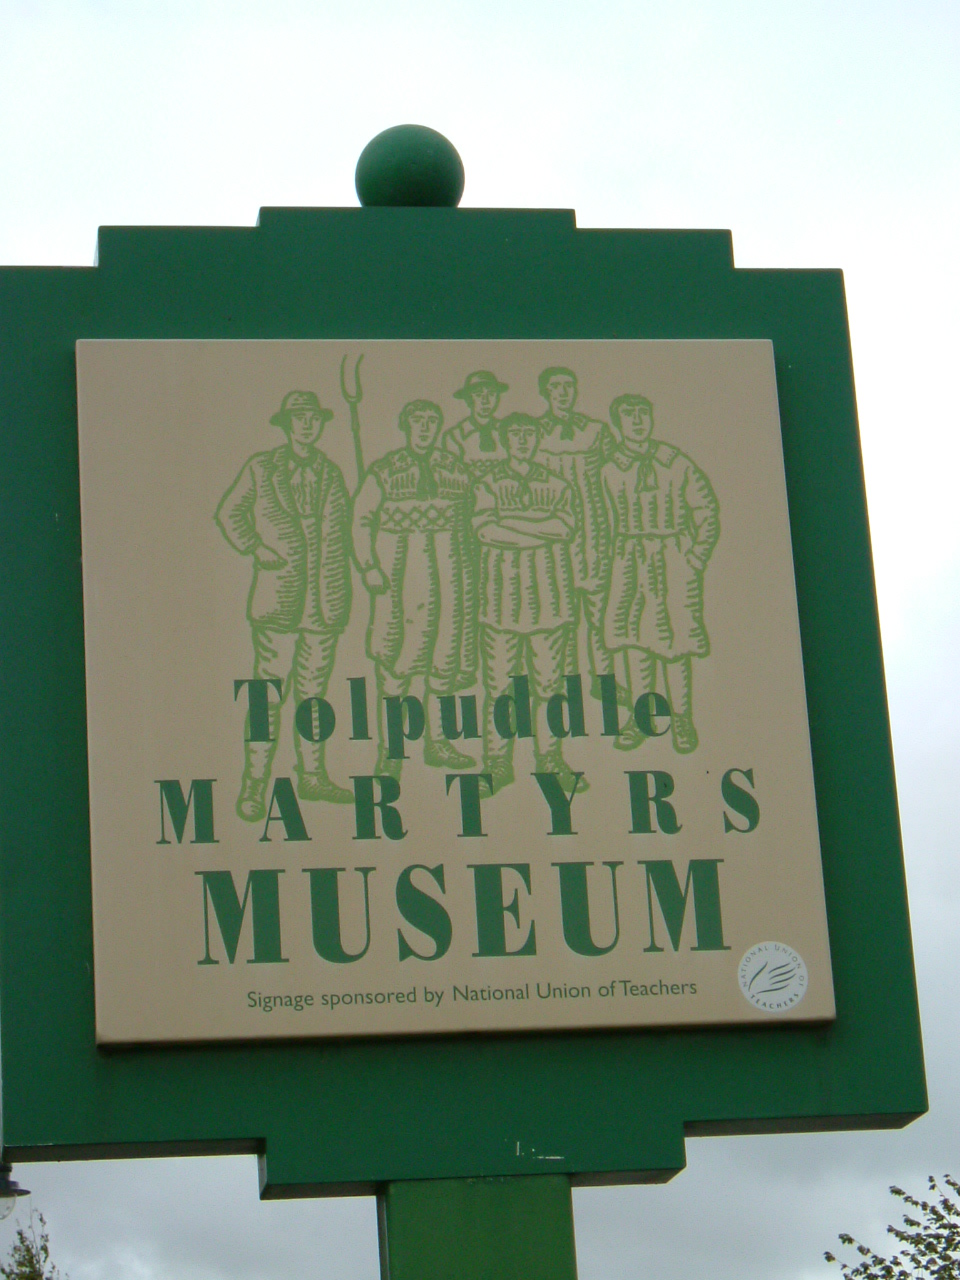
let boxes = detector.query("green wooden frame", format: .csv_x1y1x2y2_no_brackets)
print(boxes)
0,207,925,1194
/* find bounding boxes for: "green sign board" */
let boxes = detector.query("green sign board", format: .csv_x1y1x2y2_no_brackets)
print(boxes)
0,137,925,1249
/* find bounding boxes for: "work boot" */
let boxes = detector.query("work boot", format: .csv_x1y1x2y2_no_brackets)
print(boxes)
613,719,646,752
485,755,515,794
671,714,698,754
534,747,589,794
236,775,267,822
374,750,402,781
297,770,353,805
423,735,476,770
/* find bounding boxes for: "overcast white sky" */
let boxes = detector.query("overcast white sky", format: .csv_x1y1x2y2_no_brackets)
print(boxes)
1,1,958,1277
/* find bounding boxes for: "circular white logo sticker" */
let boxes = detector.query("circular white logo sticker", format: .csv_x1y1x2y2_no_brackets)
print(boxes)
738,942,808,1013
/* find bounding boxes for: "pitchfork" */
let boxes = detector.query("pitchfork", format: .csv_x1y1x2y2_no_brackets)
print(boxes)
339,354,365,485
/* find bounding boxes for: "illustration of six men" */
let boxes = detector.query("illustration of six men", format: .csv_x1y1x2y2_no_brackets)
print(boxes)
216,367,720,821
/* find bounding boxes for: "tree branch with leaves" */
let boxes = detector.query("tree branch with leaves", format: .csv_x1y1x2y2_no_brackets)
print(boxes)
0,1210,64,1280
825,1175,960,1280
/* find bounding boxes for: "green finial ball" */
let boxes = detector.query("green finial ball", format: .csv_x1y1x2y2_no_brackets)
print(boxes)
355,125,465,208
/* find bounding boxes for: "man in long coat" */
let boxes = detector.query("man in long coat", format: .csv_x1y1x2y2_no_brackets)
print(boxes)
353,399,477,774
216,390,353,818
601,393,720,754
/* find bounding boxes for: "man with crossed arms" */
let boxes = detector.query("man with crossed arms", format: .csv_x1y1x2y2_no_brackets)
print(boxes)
473,412,580,791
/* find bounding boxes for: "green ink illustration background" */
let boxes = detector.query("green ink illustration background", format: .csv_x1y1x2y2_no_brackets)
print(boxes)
75,338,833,1044
213,355,720,819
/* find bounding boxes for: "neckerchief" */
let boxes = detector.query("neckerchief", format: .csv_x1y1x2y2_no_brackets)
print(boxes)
472,419,499,453
287,449,322,516
409,451,439,499
622,441,658,492
545,411,577,443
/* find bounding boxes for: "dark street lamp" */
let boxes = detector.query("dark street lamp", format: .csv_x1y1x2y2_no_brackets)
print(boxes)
0,1164,29,1220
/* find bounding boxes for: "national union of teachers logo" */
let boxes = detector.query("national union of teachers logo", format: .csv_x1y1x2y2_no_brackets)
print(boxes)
738,942,808,1013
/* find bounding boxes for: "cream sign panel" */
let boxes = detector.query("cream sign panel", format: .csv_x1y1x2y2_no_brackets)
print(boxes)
75,339,834,1043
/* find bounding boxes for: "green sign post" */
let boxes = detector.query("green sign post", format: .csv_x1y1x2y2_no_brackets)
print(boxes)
0,128,925,1278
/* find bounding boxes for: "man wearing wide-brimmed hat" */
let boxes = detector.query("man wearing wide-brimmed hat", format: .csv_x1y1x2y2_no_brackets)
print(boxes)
216,389,353,818
443,369,510,475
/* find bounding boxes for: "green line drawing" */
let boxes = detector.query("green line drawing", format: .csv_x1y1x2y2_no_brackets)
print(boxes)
474,413,583,793
215,364,720,805
535,367,618,699
442,370,509,475
353,399,479,776
215,389,354,819
339,354,365,482
601,394,720,754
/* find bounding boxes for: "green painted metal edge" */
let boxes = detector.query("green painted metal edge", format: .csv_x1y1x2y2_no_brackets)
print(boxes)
0,207,926,1192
